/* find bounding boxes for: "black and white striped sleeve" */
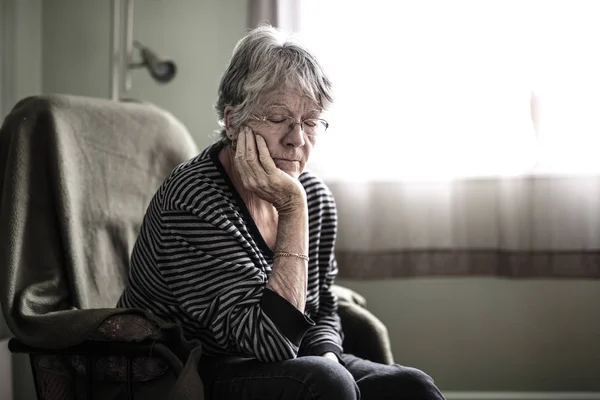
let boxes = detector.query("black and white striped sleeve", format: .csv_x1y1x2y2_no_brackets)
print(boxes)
156,202,315,363
298,188,344,359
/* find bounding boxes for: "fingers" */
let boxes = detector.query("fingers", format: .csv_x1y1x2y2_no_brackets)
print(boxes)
233,127,253,185
255,134,277,174
231,126,301,207
235,127,246,160
234,127,265,188
244,127,259,166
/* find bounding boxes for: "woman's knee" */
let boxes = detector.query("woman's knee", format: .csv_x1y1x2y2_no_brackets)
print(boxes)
292,356,359,400
393,367,445,399
357,364,444,400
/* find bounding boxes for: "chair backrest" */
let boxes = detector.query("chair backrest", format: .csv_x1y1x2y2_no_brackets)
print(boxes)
0,95,199,318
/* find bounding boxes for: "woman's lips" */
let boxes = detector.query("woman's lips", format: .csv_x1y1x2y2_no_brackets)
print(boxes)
273,159,301,176
273,159,300,170
273,158,299,163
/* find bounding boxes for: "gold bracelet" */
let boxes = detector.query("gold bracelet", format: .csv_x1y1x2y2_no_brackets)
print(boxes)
273,251,309,262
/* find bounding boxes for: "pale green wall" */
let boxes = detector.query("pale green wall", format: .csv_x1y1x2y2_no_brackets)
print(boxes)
337,278,600,391
1,1,42,398
0,0,42,119
42,0,111,99
126,0,246,147
42,0,246,148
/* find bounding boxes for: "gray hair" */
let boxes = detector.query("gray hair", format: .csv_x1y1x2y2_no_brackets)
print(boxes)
214,24,333,145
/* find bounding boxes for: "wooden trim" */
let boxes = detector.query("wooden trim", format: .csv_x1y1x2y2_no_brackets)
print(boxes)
336,249,600,279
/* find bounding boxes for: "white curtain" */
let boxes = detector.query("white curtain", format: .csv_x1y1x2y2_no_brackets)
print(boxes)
299,0,600,278
247,0,300,31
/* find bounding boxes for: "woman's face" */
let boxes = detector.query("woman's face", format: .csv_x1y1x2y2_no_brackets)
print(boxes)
226,90,322,179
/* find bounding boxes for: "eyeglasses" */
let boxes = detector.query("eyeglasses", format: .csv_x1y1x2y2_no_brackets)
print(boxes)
251,114,329,136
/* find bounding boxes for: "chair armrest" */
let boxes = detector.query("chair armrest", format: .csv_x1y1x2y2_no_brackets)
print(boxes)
332,285,394,363
8,338,183,374
332,284,367,308
337,302,395,365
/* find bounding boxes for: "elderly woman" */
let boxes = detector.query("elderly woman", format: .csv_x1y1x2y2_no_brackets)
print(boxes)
118,25,444,399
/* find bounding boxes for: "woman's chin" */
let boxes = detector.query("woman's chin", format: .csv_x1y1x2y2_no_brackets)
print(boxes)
278,167,300,179
274,160,302,178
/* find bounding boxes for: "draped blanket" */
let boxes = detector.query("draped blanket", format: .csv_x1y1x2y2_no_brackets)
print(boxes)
0,95,203,399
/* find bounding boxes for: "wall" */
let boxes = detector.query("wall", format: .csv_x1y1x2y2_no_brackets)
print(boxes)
126,0,246,147
1,1,42,398
42,0,112,99
0,0,42,119
42,0,247,148
337,278,600,392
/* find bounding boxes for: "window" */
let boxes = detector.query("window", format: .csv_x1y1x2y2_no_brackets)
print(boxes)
299,0,600,181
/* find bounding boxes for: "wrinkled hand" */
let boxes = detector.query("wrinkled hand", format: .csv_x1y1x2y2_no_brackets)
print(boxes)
322,352,340,363
234,127,306,214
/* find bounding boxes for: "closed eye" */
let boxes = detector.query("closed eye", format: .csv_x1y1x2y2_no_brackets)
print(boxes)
266,115,292,124
303,119,318,128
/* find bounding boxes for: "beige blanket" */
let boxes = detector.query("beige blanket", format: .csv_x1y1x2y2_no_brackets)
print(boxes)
0,94,203,399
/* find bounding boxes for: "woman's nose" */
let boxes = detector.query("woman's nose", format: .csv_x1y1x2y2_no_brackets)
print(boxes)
284,123,305,147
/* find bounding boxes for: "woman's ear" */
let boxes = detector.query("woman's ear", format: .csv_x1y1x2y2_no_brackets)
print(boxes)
224,107,237,141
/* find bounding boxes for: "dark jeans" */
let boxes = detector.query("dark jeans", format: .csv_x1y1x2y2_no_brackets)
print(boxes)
198,353,445,399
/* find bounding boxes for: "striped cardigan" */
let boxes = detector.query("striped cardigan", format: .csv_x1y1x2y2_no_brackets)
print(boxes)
117,141,344,362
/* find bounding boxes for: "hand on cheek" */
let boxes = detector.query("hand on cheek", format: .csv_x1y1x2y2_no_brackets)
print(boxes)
233,127,306,213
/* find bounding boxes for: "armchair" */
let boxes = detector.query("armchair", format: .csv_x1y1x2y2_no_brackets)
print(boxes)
0,94,393,400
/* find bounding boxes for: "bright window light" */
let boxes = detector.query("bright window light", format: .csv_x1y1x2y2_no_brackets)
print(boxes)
299,0,600,181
